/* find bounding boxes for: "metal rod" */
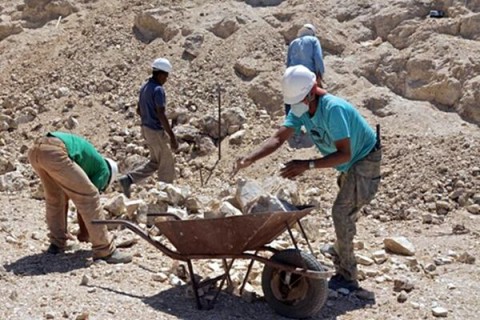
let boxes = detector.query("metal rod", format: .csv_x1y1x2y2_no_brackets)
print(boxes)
210,258,235,308
286,223,299,250
217,85,222,161
297,220,315,257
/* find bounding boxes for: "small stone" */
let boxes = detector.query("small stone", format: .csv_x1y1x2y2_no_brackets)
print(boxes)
393,277,415,292
76,312,89,320
466,204,480,215
384,237,415,256
356,254,374,266
337,288,350,295
45,312,55,319
87,288,96,293
355,289,375,300
457,252,475,264
80,274,89,286
424,263,437,272
432,306,448,317
9,290,18,301
397,291,408,303
152,272,168,282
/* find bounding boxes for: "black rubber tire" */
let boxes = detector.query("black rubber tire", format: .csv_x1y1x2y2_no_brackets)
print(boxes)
261,249,328,319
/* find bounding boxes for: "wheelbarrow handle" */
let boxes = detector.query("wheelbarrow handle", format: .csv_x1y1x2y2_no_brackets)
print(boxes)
91,219,187,261
146,212,183,220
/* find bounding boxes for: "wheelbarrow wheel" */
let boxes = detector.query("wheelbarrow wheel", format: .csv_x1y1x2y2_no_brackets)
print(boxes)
261,249,327,319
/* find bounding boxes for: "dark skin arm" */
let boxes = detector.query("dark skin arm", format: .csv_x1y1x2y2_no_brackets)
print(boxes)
156,106,178,151
280,137,351,179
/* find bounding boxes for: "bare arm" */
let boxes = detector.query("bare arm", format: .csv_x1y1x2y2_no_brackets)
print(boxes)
280,137,351,179
156,106,178,150
233,126,295,173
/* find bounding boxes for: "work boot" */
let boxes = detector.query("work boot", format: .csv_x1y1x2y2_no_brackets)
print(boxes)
46,243,64,254
96,249,132,264
46,243,75,254
328,274,360,291
119,175,132,198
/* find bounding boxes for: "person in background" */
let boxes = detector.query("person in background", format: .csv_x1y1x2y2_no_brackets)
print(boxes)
285,23,325,117
234,65,381,291
28,132,132,264
119,58,178,198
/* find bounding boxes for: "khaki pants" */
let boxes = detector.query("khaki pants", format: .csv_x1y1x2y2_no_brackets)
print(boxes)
128,126,175,184
28,137,115,259
331,149,382,281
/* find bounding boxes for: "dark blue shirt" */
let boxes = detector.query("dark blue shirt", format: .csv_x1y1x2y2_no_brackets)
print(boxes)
139,77,166,130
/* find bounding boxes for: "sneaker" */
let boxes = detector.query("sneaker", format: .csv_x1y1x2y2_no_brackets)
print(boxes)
96,250,132,264
119,175,132,198
328,274,360,291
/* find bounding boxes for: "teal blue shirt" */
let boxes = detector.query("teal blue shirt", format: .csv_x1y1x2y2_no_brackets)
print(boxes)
283,94,376,172
49,132,110,191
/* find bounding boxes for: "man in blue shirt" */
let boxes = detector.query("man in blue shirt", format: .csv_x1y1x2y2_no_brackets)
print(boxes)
119,58,178,198
286,23,325,116
234,65,382,291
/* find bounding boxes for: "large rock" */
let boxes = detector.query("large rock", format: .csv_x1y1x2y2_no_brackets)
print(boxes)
133,9,179,43
247,73,283,117
22,0,78,28
208,16,240,39
0,20,23,41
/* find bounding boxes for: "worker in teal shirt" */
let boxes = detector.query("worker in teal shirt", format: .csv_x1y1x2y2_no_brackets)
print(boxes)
234,66,381,291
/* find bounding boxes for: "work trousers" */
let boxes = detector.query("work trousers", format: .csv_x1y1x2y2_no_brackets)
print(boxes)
332,148,382,281
128,126,175,184
28,137,115,259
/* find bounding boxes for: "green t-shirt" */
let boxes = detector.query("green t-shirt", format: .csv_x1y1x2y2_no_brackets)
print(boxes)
48,132,110,191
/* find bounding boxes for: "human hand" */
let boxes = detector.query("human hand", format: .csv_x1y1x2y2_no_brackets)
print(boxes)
231,157,253,178
280,159,309,179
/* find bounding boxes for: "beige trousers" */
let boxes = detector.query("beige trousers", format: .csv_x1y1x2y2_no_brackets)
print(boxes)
128,126,175,184
28,137,115,259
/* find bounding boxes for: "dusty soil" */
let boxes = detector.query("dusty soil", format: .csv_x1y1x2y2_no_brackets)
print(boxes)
1,0,480,319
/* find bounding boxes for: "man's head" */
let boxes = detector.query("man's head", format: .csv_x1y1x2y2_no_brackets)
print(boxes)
282,65,317,117
104,158,119,188
297,23,316,37
151,58,172,85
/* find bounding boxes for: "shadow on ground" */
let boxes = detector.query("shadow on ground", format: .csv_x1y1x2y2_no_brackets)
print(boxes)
90,283,375,320
3,250,91,275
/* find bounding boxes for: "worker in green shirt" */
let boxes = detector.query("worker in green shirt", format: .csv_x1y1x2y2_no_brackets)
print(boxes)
28,132,132,264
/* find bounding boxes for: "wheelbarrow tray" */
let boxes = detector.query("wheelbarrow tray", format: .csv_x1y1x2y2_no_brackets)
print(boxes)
154,207,313,256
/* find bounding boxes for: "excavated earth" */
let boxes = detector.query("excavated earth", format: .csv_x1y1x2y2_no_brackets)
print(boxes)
1,0,479,319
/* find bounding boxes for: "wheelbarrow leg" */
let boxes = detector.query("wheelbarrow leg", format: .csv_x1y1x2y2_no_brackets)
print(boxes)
240,254,256,295
209,258,235,308
186,260,203,310
222,259,233,288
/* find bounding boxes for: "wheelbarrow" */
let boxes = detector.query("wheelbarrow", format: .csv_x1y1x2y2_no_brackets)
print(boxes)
93,206,331,319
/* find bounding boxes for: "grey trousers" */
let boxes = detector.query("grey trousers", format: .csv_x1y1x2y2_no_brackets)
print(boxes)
332,148,382,281
128,126,175,184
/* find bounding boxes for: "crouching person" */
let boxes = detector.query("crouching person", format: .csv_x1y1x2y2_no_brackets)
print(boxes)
28,131,132,264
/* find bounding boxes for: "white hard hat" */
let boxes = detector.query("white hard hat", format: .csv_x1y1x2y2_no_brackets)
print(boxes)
282,65,316,104
298,23,316,37
105,158,118,187
152,58,172,73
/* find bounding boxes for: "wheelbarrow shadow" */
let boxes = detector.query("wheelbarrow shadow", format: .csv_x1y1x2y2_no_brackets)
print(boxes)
3,250,91,275
89,283,375,320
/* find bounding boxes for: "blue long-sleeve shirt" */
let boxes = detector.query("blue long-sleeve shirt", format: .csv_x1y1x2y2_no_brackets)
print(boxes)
286,35,325,76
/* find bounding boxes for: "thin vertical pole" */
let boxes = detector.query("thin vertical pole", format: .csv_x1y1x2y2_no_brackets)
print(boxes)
218,85,222,161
